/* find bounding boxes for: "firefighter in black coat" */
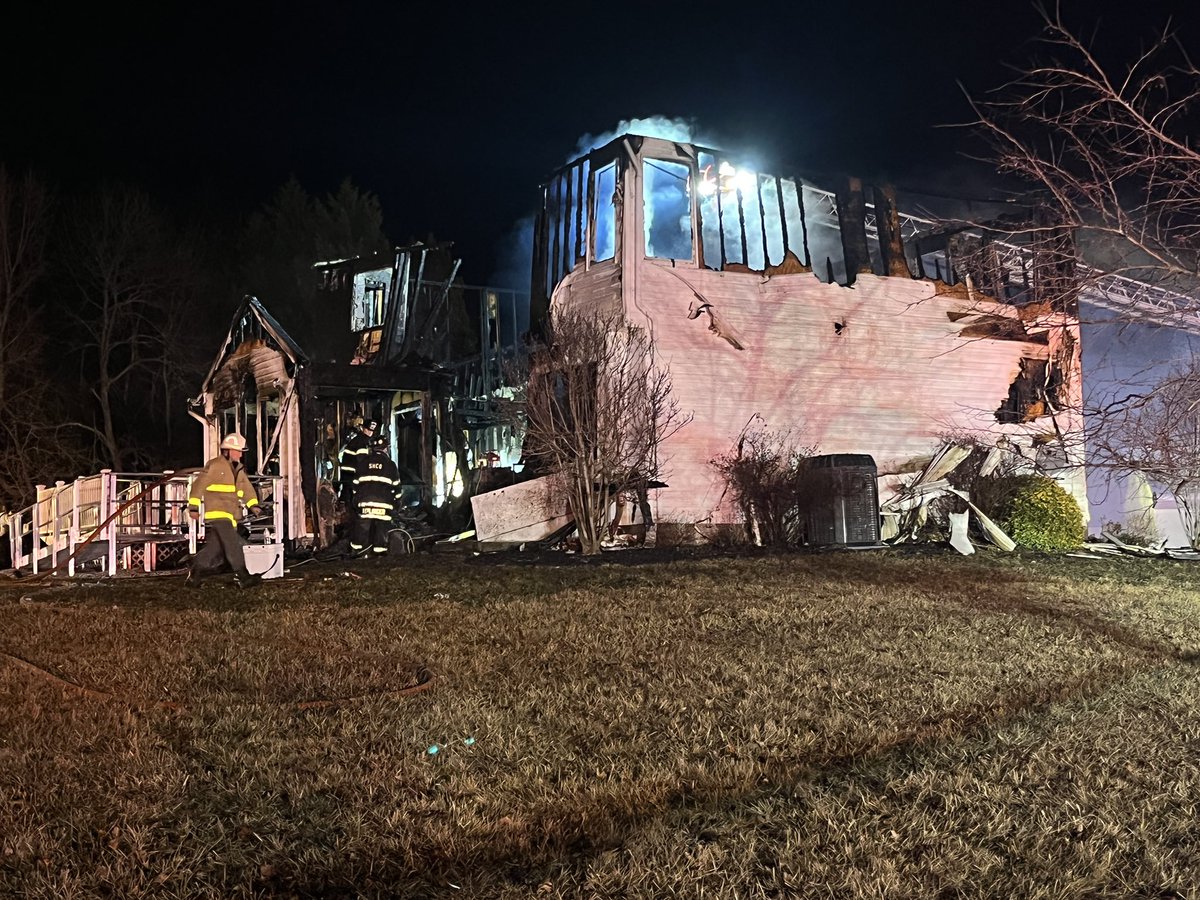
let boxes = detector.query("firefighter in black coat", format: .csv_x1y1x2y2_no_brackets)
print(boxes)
338,418,377,504
349,434,402,557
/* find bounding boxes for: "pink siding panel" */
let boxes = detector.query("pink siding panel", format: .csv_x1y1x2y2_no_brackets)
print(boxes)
631,265,1076,524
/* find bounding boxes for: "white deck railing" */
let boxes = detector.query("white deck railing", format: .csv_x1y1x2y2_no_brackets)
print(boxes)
3,470,284,575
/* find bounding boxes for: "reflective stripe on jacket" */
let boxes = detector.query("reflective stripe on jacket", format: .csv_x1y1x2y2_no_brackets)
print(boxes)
338,430,372,486
353,451,401,516
189,454,259,523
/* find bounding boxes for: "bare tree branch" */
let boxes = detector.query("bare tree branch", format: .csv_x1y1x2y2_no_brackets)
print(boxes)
505,309,691,554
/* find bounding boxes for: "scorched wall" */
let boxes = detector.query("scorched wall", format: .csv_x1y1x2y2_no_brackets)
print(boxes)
554,261,1084,527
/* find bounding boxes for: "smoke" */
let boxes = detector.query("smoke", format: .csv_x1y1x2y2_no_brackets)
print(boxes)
571,115,715,159
490,213,536,336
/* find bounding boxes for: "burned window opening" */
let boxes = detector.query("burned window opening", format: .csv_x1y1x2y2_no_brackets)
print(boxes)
349,270,393,332
696,153,813,274
366,280,386,327
996,357,1063,423
593,161,617,263
643,159,693,261
540,157,594,297
533,136,1084,313
550,176,562,292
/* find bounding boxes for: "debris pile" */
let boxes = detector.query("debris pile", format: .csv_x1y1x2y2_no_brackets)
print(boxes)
1069,534,1200,561
881,443,1016,555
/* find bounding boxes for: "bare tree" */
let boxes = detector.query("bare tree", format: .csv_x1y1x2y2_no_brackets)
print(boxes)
511,308,689,555
65,187,194,470
712,419,824,548
966,7,1200,312
242,177,389,349
952,9,1200,541
0,167,48,413
0,167,88,510
1090,362,1200,546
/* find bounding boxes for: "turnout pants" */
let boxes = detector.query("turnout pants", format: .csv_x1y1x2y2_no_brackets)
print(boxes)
349,516,390,556
192,519,250,577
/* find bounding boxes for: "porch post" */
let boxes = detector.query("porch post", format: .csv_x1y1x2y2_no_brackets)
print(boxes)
31,485,44,575
101,469,116,576
50,481,64,572
69,477,81,576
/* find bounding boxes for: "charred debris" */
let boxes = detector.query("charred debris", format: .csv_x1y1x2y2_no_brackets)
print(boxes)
193,242,524,552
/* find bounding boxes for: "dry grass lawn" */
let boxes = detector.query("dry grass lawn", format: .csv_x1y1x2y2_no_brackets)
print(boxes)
2,548,1199,898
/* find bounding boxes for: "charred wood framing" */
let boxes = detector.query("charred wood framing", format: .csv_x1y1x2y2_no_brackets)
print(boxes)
575,162,585,264
396,249,429,362
775,176,790,260
1031,207,1079,314
296,366,319,540
996,357,1056,424
585,161,597,264
550,176,563,296
530,198,549,332
836,177,872,282
715,173,727,266
796,182,811,267
378,249,408,363
873,184,911,278
562,171,574,277
736,188,749,265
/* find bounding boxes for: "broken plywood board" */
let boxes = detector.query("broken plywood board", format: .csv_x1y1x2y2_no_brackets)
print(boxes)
470,475,573,544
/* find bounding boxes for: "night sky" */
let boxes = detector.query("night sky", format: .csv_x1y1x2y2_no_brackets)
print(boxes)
5,0,1196,283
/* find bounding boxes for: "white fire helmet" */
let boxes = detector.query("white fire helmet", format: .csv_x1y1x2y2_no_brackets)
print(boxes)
220,433,248,452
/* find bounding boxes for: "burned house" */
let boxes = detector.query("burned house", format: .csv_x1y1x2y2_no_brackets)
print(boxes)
525,134,1086,540
194,244,522,549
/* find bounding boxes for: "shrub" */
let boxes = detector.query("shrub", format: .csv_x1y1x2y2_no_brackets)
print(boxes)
990,474,1085,552
712,425,827,547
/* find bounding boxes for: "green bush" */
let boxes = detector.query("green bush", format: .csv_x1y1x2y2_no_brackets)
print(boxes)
991,474,1086,552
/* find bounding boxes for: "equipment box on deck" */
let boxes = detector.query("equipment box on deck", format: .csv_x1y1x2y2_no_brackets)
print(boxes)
243,543,284,579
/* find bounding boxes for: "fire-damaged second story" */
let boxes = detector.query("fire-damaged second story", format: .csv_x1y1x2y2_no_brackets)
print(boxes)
529,134,1087,538
193,242,524,551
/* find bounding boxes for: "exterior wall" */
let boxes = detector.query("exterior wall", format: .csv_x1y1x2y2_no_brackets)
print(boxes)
1081,302,1200,543
542,134,1087,533
633,266,1080,524
551,259,622,320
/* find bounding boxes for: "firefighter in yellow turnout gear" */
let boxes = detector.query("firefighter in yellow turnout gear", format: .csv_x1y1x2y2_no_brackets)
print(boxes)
350,434,402,557
187,433,262,587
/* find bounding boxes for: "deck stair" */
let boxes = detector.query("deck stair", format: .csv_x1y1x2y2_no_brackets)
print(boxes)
3,470,283,576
